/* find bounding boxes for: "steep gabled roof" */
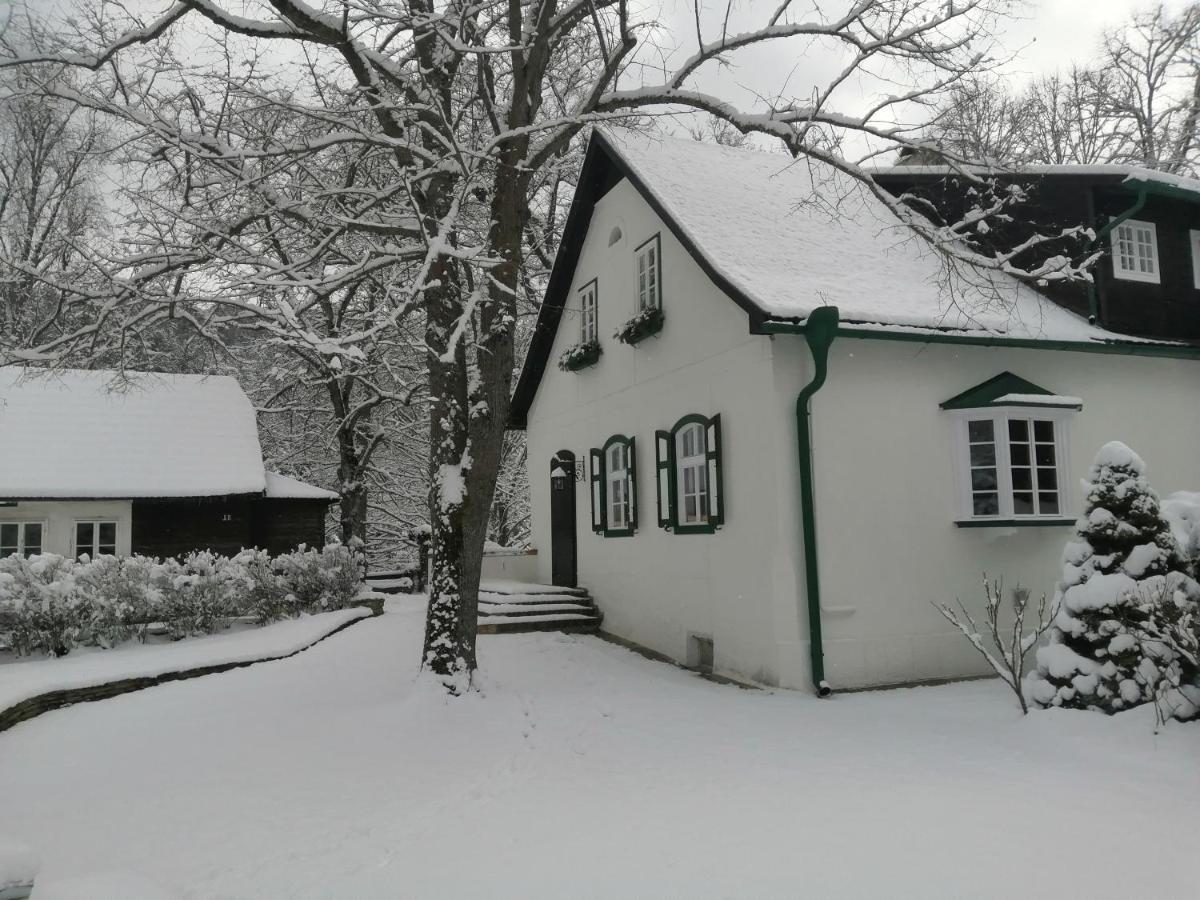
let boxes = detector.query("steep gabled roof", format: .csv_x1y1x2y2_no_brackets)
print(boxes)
0,368,267,499
510,132,1177,429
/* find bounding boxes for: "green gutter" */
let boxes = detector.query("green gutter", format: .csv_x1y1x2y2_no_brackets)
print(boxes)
1086,187,1149,324
795,305,839,698
760,319,1200,359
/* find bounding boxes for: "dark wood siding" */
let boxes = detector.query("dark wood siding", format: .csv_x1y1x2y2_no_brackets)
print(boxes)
873,171,1200,341
1093,189,1200,339
252,499,329,556
130,495,330,559
131,496,257,558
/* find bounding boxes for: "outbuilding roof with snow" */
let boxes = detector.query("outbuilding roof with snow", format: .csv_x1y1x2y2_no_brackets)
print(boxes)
510,131,1196,428
0,368,270,499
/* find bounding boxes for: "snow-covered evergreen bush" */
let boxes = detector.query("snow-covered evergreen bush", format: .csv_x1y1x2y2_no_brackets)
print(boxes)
0,543,364,658
1026,442,1198,713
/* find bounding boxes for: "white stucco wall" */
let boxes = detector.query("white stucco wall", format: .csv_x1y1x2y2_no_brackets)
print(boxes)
783,336,1200,690
0,500,133,558
525,177,805,687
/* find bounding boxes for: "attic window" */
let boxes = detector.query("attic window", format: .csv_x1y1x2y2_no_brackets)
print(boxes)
635,234,662,312
608,226,623,247
942,373,1078,526
1111,219,1159,284
579,279,598,344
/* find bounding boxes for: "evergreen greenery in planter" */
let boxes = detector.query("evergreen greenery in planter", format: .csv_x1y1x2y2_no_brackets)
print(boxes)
558,339,602,371
615,306,664,345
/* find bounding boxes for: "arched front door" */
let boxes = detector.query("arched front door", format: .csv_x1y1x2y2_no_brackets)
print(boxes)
549,450,577,588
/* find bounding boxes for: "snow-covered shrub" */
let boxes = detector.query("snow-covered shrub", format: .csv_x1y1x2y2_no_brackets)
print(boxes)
1026,442,1198,713
1138,583,1200,722
0,544,365,657
274,543,361,613
1162,491,1200,576
0,554,86,657
75,554,162,647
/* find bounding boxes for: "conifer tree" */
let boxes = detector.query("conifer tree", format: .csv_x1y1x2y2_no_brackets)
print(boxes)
1027,441,1197,712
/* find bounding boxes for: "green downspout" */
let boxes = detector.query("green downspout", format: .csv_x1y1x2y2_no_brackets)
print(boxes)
795,305,839,698
1086,188,1148,324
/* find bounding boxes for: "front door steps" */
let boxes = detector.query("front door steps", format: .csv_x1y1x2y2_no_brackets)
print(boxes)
478,582,602,635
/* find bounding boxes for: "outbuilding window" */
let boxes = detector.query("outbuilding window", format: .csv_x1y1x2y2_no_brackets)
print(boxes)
589,435,637,537
579,279,598,344
1111,219,1159,284
942,373,1079,526
655,414,724,534
0,522,43,558
75,521,118,558
635,234,662,312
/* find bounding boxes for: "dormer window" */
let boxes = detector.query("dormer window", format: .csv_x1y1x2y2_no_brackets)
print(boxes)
579,279,598,344
635,235,662,311
1111,219,1159,284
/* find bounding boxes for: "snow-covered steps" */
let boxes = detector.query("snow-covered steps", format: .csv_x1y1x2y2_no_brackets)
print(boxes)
478,582,602,635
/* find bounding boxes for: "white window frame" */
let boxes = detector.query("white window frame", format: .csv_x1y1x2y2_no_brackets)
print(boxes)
1190,229,1200,289
635,234,662,312
0,521,46,558
606,442,631,530
675,422,709,526
950,408,1074,522
73,520,119,559
1110,219,1160,284
579,279,598,344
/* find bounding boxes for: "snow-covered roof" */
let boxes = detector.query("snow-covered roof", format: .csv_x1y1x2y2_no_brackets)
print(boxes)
265,471,338,501
873,162,1200,201
602,131,1126,340
0,368,267,499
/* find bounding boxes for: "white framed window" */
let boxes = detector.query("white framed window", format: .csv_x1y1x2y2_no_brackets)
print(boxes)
1190,230,1200,289
606,442,632,530
589,435,637,537
579,279,598,344
1110,219,1159,284
654,413,724,534
635,234,662,312
676,423,709,526
74,521,118,559
0,521,44,558
953,410,1073,522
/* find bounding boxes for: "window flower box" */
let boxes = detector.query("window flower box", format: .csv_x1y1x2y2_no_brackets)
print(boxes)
615,306,664,345
558,339,602,372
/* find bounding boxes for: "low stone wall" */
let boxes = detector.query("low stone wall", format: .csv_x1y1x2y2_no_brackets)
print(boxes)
480,548,538,583
0,610,375,735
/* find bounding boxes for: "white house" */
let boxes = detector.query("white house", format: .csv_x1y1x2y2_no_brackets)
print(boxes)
0,368,337,560
508,131,1200,693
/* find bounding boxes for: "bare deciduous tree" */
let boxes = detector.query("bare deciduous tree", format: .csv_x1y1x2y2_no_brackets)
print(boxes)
934,577,1056,714
4,0,1099,694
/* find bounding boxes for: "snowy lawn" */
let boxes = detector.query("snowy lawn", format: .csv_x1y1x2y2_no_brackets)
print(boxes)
1,596,1196,899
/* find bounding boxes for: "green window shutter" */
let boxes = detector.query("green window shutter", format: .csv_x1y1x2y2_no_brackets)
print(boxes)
627,436,638,531
706,414,724,527
654,429,676,529
589,447,606,533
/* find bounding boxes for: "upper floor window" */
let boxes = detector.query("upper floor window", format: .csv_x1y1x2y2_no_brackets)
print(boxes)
75,521,117,558
655,413,724,534
635,234,662,312
589,435,636,537
0,521,43,558
579,279,598,344
1111,219,1159,284
941,372,1079,525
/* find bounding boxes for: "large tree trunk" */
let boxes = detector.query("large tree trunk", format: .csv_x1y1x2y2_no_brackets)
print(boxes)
421,256,475,686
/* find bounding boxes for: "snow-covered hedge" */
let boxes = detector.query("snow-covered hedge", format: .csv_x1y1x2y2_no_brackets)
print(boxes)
0,544,362,658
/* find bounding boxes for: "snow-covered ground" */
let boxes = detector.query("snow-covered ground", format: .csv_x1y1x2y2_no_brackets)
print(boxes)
0,607,372,714
1,596,1196,899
